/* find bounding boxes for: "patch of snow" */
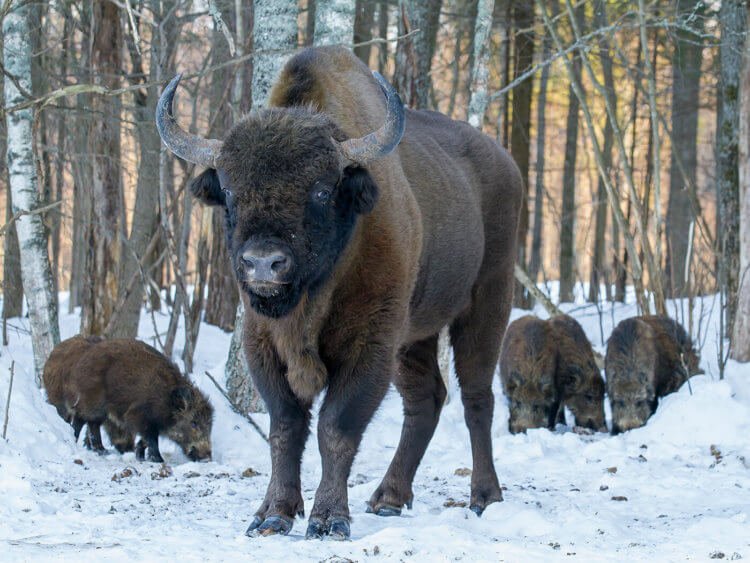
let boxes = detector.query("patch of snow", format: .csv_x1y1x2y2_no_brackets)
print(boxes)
0,293,748,561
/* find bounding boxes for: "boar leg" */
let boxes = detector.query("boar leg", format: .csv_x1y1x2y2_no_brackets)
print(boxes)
86,422,107,454
71,417,85,442
555,403,566,426
368,335,446,517
246,356,311,538
144,430,164,463
449,271,510,515
305,343,391,541
135,439,146,461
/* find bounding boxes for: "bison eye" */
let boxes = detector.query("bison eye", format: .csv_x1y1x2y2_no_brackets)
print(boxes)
191,421,199,429
313,185,332,205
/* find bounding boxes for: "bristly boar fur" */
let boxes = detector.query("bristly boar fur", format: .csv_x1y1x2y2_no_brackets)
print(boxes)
43,336,214,462
500,315,606,433
605,315,701,434
500,316,558,433
549,315,606,432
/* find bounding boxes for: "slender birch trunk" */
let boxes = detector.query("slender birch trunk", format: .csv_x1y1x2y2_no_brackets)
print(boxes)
314,0,354,45
3,2,60,383
467,0,495,128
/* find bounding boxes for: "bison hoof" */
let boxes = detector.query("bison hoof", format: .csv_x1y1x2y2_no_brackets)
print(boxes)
469,485,503,516
147,453,164,463
469,504,485,516
365,504,401,517
246,515,293,537
305,516,350,541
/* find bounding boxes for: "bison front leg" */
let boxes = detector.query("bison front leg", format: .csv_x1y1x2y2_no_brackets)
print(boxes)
306,348,390,541
246,376,311,537
368,335,446,517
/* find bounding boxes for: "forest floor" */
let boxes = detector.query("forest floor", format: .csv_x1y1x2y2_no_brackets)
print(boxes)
0,291,749,562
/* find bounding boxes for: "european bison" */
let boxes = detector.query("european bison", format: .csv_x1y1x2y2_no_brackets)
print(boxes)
606,315,701,434
43,336,213,462
156,46,522,539
500,315,605,433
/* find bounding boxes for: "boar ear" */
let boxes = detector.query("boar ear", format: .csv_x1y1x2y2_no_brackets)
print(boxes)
341,165,379,215
171,386,194,411
190,168,226,207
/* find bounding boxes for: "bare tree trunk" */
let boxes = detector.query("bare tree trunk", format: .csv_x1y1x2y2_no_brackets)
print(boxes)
2,190,23,320
529,0,556,285
717,0,746,329
589,0,615,303
511,2,534,307
3,1,61,382
413,0,443,109
111,0,180,339
394,0,418,107
467,0,495,128
732,0,750,361
314,0,354,45
205,0,241,331
559,3,584,303
80,0,124,336
499,0,512,146
377,0,389,74
666,0,704,298
305,0,316,46
354,0,376,64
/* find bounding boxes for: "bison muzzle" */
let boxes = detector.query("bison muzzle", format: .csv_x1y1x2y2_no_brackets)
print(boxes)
156,46,522,540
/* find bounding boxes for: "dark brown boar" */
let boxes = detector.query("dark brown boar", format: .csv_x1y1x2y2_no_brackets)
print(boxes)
550,315,606,432
500,316,559,433
45,336,138,453
44,336,214,462
605,315,701,434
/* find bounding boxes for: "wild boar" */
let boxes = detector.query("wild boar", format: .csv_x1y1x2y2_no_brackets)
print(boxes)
44,336,214,462
500,316,559,433
550,315,607,432
606,315,701,434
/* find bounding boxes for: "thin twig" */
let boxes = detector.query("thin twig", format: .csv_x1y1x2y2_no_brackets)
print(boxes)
3,361,14,440
208,0,235,56
204,371,269,443
0,200,62,238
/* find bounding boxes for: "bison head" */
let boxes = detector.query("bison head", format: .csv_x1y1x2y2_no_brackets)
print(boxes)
156,73,404,318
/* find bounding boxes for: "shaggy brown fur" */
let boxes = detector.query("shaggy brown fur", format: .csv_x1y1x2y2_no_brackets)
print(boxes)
500,316,558,433
550,315,606,431
606,315,701,434
500,315,605,434
175,47,522,539
43,336,213,462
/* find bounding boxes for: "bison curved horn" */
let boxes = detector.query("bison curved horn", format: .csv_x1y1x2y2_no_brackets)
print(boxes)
338,72,405,166
155,74,223,169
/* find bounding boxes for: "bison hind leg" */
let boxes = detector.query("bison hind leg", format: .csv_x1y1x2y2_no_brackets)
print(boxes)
449,272,512,515
368,334,446,517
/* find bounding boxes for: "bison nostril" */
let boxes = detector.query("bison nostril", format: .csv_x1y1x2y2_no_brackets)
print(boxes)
271,254,289,274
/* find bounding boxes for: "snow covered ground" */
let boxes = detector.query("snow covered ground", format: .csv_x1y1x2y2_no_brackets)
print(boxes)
1,291,749,562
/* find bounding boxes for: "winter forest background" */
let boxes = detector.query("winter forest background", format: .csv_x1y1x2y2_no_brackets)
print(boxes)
2,0,750,559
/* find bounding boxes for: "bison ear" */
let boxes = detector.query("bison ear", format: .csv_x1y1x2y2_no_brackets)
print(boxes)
341,165,378,215
190,168,225,207
171,386,194,411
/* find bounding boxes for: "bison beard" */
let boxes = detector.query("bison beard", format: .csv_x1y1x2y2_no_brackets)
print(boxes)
156,46,523,540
